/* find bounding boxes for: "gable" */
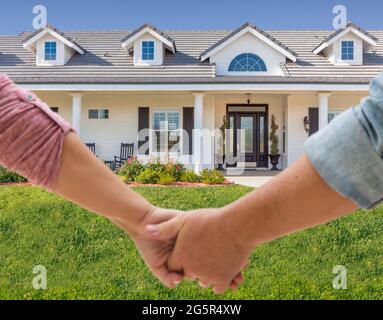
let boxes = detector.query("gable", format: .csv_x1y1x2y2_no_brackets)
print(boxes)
200,23,297,63
209,32,286,76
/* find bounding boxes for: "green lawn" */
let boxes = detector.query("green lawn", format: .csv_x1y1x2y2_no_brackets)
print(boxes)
0,185,382,300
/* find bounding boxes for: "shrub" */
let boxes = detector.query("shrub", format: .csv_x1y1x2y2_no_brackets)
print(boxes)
157,172,177,185
180,170,202,183
0,166,27,183
163,161,185,181
117,158,144,182
135,168,159,184
200,169,225,185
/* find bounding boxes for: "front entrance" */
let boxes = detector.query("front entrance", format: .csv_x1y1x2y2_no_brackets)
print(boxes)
227,105,268,168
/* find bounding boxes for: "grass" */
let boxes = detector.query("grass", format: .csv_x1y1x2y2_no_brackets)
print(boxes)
0,185,382,300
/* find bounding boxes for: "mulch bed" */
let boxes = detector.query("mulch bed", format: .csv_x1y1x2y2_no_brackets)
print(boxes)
126,180,234,187
0,182,33,187
1,181,233,188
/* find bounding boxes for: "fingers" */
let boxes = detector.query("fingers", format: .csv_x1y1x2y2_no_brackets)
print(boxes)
152,265,183,288
212,284,230,295
146,214,186,241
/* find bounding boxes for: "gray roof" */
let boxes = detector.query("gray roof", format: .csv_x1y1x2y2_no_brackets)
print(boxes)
313,22,378,53
1,26,383,85
22,24,85,53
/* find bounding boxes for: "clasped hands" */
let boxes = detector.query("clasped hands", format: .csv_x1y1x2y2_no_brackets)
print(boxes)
123,207,253,294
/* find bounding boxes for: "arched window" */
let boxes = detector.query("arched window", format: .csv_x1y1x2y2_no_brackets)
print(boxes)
228,53,267,72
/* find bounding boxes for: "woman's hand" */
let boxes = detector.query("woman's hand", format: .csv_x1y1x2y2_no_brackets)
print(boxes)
111,207,185,288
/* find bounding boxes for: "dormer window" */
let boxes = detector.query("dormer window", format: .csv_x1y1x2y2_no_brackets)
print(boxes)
142,41,155,61
341,41,354,61
22,24,84,66
44,41,57,61
121,24,176,66
313,22,377,66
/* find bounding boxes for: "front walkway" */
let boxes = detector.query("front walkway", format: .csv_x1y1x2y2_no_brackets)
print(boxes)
224,170,281,188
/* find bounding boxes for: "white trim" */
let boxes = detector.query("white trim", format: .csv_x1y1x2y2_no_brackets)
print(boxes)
201,26,297,63
21,83,370,92
150,108,182,158
339,38,356,63
40,40,58,66
122,27,175,54
313,26,377,55
23,28,84,55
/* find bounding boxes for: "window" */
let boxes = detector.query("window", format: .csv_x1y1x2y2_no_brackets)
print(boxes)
44,41,57,61
328,111,343,123
50,107,59,113
152,111,180,155
88,109,109,119
341,41,354,61
142,41,155,60
228,53,267,72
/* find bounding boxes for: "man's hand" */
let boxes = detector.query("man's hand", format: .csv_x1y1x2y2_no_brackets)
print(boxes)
146,208,251,294
111,207,184,288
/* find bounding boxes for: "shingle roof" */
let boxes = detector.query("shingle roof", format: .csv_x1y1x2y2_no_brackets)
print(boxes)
1,27,383,84
22,24,85,53
200,22,297,61
313,22,378,54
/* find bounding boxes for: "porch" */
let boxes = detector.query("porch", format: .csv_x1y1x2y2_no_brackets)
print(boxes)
34,89,368,173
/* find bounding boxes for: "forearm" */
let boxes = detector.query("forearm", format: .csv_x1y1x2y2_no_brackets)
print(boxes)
223,155,358,250
55,133,154,236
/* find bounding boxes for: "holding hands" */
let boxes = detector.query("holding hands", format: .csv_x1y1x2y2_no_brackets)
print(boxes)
128,207,252,294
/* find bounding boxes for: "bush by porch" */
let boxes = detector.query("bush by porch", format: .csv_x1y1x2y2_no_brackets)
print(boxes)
117,158,227,185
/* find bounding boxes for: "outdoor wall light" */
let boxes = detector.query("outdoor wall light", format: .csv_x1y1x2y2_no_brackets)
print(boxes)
303,116,310,134
246,93,252,104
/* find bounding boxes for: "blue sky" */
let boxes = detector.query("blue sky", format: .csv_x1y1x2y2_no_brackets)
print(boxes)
1,0,382,34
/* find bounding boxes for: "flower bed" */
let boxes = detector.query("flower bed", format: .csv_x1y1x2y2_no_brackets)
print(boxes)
117,158,228,186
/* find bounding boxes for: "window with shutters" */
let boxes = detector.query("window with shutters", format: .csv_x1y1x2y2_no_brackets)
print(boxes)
152,111,181,156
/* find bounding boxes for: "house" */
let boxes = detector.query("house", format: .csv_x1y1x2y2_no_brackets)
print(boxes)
1,22,382,172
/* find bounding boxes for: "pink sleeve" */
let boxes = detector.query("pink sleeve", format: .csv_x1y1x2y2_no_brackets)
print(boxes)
0,74,74,190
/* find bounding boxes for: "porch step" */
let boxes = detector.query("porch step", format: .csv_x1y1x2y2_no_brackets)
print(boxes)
237,162,258,168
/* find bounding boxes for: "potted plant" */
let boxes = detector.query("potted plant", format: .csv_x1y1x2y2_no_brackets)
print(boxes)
269,114,281,171
217,116,227,170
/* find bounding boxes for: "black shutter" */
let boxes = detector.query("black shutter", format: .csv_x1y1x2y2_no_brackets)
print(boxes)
308,107,319,136
138,107,150,155
183,107,194,155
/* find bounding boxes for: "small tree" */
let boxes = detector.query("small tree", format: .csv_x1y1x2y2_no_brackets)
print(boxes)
269,115,280,155
219,116,227,156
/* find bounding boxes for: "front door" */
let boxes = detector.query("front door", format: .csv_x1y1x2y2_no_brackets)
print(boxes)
227,105,268,168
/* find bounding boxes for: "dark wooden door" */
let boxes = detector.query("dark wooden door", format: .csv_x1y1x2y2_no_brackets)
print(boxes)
227,111,268,168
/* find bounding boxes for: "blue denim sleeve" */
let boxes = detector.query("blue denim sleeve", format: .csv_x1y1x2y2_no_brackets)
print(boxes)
305,74,383,209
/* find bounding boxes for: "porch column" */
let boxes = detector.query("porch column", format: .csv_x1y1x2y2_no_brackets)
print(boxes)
70,93,83,136
193,93,205,173
318,93,331,130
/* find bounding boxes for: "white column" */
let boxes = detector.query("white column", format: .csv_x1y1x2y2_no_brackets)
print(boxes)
193,93,205,173
318,93,331,130
71,93,83,136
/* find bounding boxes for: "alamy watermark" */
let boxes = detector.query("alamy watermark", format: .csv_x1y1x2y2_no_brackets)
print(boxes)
32,5,47,30
332,265,347,290
32,265,47,290
332,5,347,30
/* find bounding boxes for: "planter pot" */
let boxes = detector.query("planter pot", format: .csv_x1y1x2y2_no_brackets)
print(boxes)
217,155,226,171
269,154,281,171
